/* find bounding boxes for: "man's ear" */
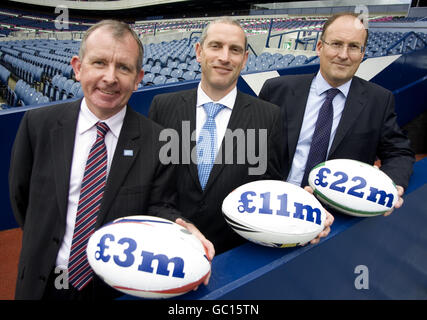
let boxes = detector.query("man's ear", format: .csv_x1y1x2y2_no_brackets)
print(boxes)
70,56,82,81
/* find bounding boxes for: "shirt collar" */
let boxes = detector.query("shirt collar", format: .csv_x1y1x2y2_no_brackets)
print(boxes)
196,83,237,111
78,98,126,138
314,71,352,98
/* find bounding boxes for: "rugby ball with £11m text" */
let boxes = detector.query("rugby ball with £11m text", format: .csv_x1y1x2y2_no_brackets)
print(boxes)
308,159,398,217
222,180,326,248
86,215,211,299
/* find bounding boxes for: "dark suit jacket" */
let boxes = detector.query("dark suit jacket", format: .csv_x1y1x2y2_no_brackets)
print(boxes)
9,99,181,299
149,89,284,254
259,73,415,189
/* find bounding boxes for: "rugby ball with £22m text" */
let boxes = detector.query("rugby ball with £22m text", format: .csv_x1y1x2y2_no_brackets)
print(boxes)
222,180,326,248
86,215,211,299
308,159,398,217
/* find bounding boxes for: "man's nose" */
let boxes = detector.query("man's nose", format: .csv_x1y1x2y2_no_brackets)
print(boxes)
218,47,230,62
103,64,117,83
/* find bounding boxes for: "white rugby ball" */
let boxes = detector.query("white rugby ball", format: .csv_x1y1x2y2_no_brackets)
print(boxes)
222,180,326,248
86,215,211,299
308,159,398,217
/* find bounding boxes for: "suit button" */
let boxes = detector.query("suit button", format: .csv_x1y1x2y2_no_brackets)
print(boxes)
53,237,60,244
39,275,46,282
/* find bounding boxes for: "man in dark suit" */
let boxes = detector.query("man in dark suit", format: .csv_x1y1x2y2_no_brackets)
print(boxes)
149,18,334,254
259,13,415,215
9,20,213,300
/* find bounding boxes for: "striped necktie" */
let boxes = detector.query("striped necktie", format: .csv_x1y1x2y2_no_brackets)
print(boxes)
197,102,224,190
301,88,340,187
68,121,109,290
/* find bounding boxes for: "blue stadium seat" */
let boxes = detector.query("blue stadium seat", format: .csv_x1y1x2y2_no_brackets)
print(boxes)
153,75,167,85
160,67,172,77
61,79,75,100
142,73,155,85
150,65,161,75
170,69,184,79
69,82,81,98
182,70,196,81
165,77,179,84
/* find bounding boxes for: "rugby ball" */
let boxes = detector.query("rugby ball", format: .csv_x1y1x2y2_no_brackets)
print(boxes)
308,159,398,217
222,180,326,248
86,215,211,299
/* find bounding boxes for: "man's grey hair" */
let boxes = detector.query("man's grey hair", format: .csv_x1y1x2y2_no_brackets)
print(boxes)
78,19,144,72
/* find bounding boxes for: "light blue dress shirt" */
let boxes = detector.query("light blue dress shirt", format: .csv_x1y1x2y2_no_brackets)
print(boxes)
287,72,352,186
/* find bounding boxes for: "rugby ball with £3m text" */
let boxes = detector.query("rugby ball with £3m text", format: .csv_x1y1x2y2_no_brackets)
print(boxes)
308,159,398,217
222,180,326,248
86,215,211,299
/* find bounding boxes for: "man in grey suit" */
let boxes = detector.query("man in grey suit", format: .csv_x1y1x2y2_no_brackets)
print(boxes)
149,18,334,254
259,13,415,216
9,20,213,300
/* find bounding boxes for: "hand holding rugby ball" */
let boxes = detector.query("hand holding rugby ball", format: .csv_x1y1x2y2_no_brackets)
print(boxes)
222,180,327,247
86,216,211,299
308,159,398,217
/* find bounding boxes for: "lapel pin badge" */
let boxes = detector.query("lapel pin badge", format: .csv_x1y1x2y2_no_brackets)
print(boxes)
123,149,134,157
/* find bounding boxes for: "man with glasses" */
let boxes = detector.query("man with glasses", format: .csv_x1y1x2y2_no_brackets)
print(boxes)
259,13,414,216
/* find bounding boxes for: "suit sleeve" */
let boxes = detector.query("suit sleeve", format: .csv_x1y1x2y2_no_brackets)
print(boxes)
258,79,271,102
265,106,285,180
148,95,162,125
9,112,33,228
377,92,415,190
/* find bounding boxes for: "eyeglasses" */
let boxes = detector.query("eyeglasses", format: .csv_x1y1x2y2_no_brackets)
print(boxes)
322,40,365,55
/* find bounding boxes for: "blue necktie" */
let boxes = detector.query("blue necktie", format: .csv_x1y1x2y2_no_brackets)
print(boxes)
69,122,109,290
301,88,340,187
197,102,224,190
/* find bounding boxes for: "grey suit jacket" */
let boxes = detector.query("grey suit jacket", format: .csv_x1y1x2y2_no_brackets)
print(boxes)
259,73,415,189
9,99,181,299
149,88,284,253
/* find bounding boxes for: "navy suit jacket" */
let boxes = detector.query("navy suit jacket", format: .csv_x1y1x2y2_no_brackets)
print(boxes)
259,73,414,189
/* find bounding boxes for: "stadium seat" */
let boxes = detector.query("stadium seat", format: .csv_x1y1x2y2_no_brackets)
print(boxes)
150,65,161,75
68,82,81,98
160,67,172,77
153,75,167,85
61,79,75,100
165,77,179,84
182,70,196,81
142,73,155,85
170,69,184,79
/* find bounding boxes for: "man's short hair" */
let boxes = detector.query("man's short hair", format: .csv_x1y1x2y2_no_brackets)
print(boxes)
199,17,248,50
321,13,369,47
79,19,144,72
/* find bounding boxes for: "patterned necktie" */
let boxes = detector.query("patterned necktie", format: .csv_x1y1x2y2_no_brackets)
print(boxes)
197,102,224,190
68,122,109,290
301,88,340,187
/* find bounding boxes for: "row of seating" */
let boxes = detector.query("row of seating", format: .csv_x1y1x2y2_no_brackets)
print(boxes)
0,64,10,85
43,74,83,101
14,79,49,106
2,54,43,85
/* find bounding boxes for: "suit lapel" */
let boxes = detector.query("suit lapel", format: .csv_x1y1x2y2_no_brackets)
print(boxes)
177,90,201,192
329,77,367,157
96,106,141,228
286,74,315,167
50,100,81,222
204,90,251,192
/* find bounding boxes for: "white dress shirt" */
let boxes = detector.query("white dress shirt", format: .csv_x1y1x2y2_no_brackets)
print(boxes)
56,99,126,268
287,72,352,186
